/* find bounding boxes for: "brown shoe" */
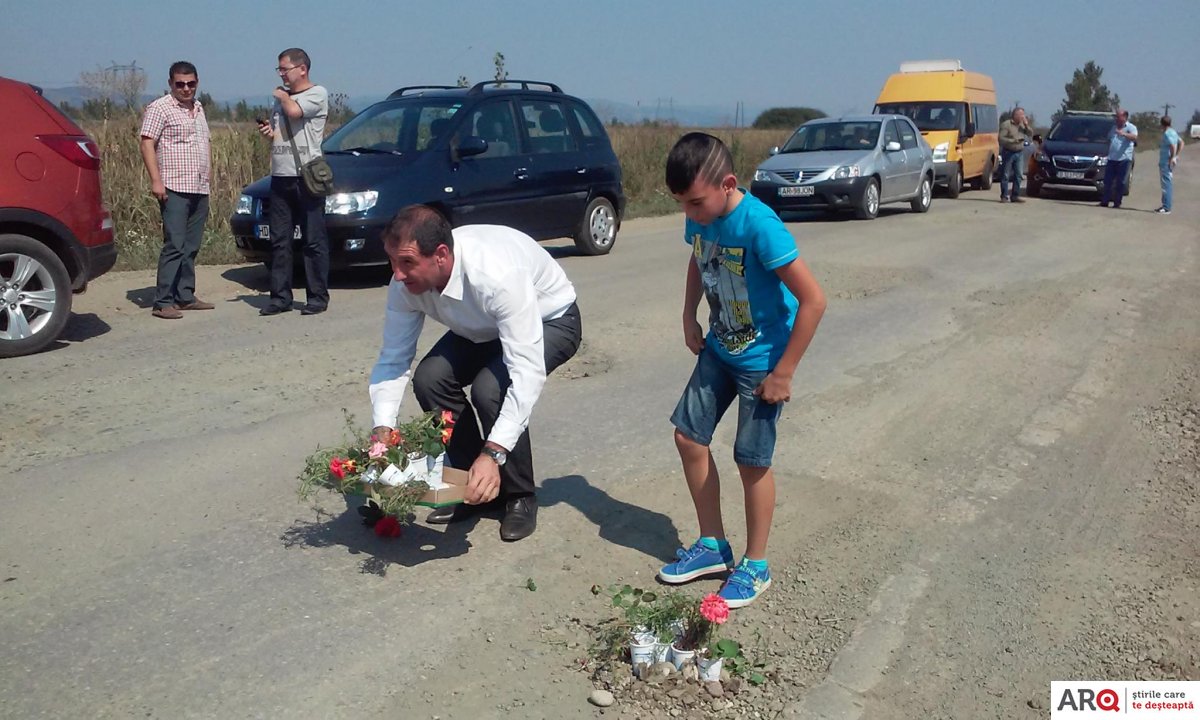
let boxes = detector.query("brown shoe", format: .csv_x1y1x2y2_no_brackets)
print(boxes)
152,306,183,319
177,299,215,310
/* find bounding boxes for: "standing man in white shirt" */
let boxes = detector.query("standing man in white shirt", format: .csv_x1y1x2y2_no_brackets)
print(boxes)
368,205,583,542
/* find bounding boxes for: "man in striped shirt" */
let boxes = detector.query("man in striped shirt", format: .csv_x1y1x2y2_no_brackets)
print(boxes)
139,60,214,320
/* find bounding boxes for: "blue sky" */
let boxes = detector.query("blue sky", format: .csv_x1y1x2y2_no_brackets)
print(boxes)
2,0,1196,125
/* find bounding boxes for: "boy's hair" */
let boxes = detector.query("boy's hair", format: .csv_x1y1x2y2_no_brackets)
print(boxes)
666,132,734,194
1161,115,1172,127
168,61,197,79
381,205,453,256
278,48,311,71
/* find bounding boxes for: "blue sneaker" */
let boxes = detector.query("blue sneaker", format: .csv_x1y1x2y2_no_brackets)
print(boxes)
719,560,772,608
657,541,734,584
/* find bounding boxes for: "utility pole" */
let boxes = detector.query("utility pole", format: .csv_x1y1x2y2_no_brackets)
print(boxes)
1162,102,1173,118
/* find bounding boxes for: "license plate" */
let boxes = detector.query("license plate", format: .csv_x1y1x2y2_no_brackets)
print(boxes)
257,225,302,239
778,186,815,197
1058,171,1085,180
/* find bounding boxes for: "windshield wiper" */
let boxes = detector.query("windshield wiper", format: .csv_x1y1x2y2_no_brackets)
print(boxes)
326,147,402,156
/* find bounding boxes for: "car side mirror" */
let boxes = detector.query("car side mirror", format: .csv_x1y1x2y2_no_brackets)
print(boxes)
961,121,976,139
885,141,901,152
456,136,488,158
769,146,780,156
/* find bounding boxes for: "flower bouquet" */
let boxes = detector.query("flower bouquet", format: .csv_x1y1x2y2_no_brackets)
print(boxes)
298,410,457,536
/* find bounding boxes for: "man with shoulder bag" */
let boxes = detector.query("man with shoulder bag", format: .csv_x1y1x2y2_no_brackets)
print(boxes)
259,47,331,316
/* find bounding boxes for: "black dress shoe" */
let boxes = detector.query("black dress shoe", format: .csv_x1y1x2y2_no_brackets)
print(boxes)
499,495,537,542
300,304,327,315
259,304,292,316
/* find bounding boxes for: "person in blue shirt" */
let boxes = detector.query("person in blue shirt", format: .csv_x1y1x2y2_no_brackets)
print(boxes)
1099,109,1137,208
656,132,826,608
1157,115,1183,214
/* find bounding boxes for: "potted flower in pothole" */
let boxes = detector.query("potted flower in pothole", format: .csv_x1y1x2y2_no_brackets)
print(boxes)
673,593,730,678
297,409,456,535
607,584,663,666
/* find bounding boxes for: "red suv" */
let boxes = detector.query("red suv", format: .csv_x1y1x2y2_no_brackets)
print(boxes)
0,76,116,357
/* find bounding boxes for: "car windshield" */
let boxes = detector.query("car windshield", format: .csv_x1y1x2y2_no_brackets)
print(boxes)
324,99,461,154
875,102,964,133
1048,117,1112,143
780,121,881,152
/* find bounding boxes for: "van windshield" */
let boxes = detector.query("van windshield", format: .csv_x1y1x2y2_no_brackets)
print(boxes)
875,102,964,133
1047,117,1112,143
325,99,460,154
780,121,881,153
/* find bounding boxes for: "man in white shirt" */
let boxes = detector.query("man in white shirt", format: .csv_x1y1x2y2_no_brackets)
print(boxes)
368,205,582,541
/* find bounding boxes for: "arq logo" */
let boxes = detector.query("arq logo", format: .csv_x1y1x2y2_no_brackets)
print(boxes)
1057,687,1120,712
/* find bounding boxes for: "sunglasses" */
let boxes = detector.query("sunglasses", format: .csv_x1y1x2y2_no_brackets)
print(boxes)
173,80,198,89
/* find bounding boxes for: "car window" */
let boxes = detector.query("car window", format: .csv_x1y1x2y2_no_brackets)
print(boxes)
780,121,880,152
884,120,901,148
572,104,604,139
898,119,918,149
325,99,460,153
877,101,965,133
468,101,520,158
520,100,578,154
1049,118,1111,143
971,104,998,133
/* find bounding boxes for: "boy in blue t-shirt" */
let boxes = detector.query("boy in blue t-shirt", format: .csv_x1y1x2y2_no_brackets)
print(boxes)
658,132,826,608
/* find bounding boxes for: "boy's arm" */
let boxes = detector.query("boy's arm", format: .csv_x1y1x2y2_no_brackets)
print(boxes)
756,258,826,404
682,256,705,354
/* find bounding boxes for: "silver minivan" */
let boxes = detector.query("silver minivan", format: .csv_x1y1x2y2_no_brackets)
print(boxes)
750,115,934,219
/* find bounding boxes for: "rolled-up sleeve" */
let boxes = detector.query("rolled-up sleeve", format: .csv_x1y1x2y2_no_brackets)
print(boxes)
485,272,547,450
368,282,425,429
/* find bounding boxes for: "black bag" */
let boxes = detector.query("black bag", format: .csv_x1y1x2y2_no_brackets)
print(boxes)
282,114,334,196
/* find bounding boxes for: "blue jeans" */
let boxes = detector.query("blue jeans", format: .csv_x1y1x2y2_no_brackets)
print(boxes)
1160,164,1173,211
670,347,782,467
999,149,1023,198
1100,159,1129,206
154,190,209,309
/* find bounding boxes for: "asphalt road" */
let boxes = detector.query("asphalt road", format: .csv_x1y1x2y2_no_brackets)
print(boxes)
2,151,1197,719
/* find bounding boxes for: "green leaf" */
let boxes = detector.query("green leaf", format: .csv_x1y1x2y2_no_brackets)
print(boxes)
525,578,537,592
749,672,766,685
641,592,657,603
620,584,632,596
715,638,741,657
632,588,643,597
590,584,601,596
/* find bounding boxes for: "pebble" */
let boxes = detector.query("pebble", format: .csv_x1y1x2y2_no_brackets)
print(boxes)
588,689,615,708
705,681,724,698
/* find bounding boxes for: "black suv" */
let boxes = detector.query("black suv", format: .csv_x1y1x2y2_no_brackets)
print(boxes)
231,80,625,267
1026,111,1132,198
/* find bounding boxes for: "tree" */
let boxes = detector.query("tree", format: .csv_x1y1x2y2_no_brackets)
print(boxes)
1190,108,1200,127
455,75,469,88
493,52,508,85
1055,61,1119,123
80,61,147,113
752,107,826,129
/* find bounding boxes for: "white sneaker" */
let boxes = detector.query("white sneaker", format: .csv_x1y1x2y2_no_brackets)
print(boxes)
1155,207,1171,214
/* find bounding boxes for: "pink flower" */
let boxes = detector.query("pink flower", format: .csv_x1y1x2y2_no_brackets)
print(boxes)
367,442,388,459
699,593,729,625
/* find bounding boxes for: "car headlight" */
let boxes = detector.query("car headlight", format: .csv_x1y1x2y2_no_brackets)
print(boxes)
832,165,860,179
325,191,379,215
932,142,949,162
754,169,772,182
236,194,254,214
1096,157,1108,166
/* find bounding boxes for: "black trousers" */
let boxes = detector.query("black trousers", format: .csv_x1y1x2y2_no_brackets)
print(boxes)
267,176,329,308
411,303,582,497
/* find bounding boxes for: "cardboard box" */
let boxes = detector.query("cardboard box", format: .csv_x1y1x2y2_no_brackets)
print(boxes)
416,466,467,508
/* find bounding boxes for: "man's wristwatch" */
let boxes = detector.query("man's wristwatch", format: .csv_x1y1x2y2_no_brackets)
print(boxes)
481,446,507,466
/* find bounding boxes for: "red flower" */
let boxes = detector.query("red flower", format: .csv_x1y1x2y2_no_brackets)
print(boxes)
699,593,729,625
387,429,403,447
374,515,403,538
329,457,347,479
440,427,453,445
440,409,456,427
342,459,357,474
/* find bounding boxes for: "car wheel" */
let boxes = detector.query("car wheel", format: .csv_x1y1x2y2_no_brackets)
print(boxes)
945,165,963,198
910,175,932,213
574,197,617,255
977,158,994,190
855,179,880,220
0,233,73,358
1026,180,1042,198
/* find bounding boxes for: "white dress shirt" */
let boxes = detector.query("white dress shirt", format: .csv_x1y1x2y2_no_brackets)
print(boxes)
369,225,577,450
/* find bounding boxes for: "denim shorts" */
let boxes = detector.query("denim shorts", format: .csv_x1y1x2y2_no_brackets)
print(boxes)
670,348,782,467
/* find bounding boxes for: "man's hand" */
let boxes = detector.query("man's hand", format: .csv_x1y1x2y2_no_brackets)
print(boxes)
683,317,705,355
258,120,275,138
272,87,290,104
465,453,502,505
150,180,167,202
753,370,793,404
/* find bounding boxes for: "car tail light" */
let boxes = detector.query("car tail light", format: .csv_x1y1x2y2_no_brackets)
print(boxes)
36,134,102,170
